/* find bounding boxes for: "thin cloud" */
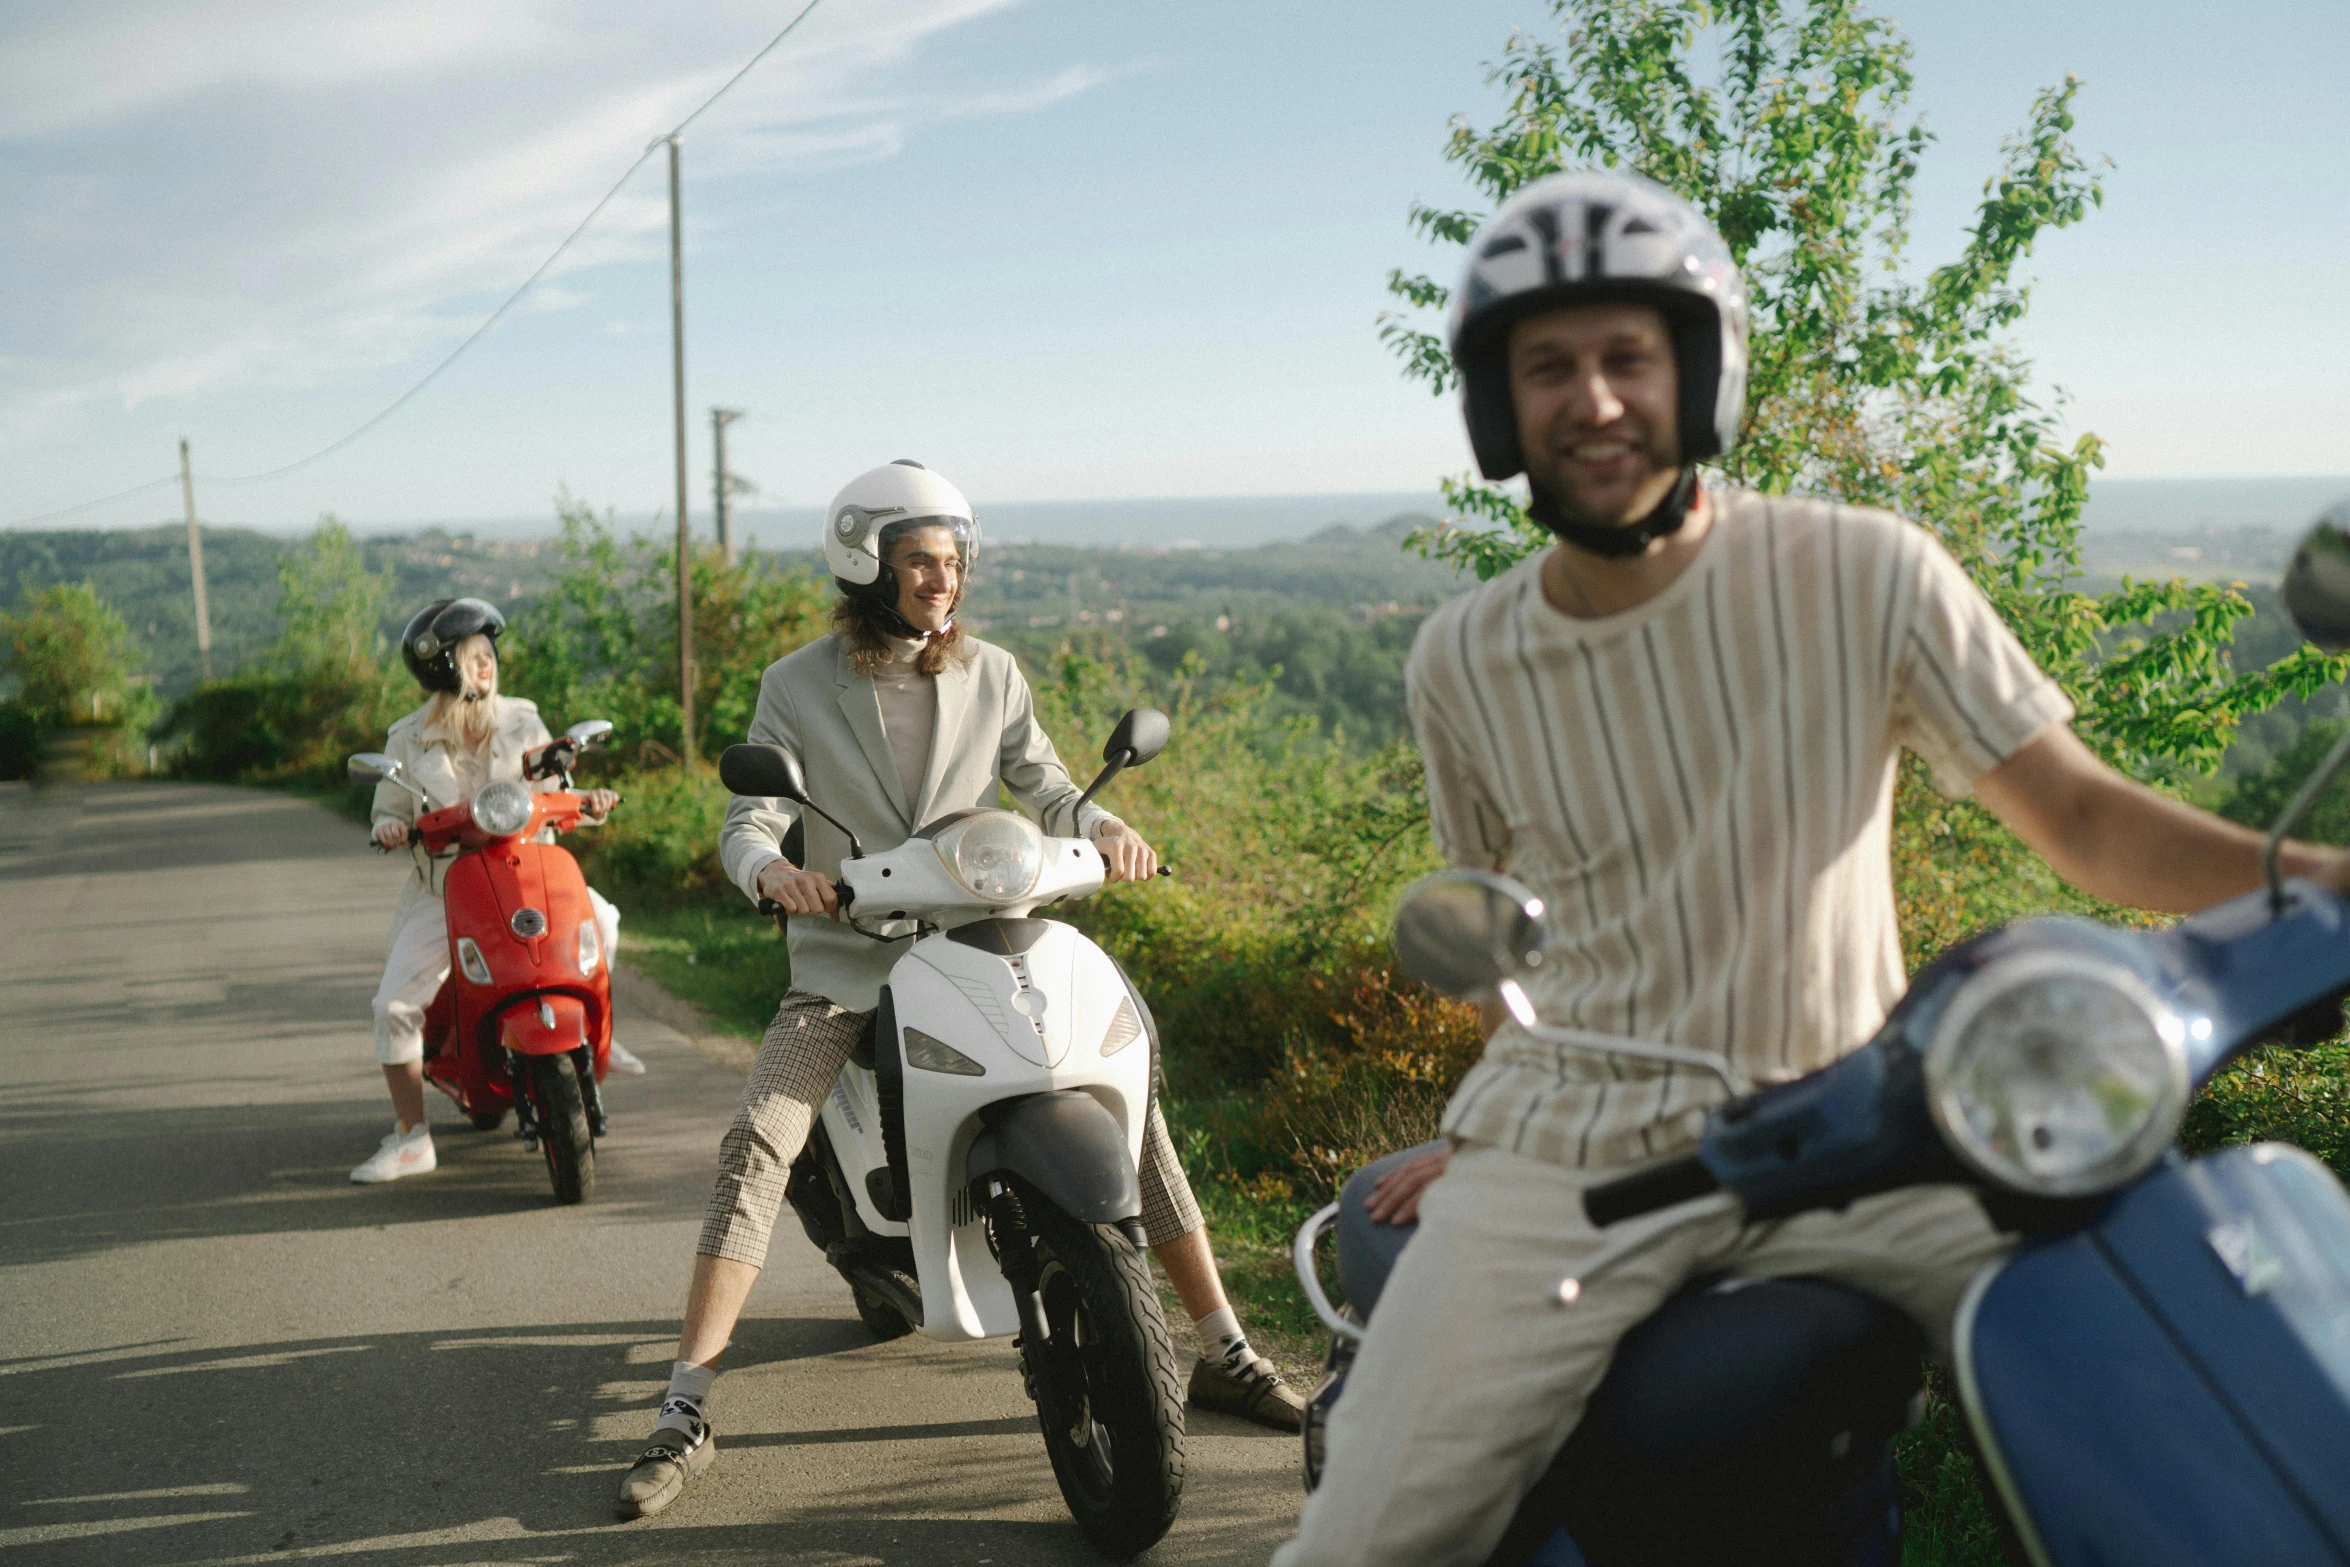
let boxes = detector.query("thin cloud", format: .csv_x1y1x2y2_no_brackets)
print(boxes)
3,0,1084,431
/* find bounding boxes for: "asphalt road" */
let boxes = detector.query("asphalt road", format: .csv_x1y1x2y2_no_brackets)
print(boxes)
0,781,1303,1566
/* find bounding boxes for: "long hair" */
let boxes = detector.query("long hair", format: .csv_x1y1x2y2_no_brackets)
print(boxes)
416,633,501,751
833,594,966,677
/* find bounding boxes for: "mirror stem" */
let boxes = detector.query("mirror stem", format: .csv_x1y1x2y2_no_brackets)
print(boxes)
800,801,864,859
2263,724,2350,912
1075,749,1133,815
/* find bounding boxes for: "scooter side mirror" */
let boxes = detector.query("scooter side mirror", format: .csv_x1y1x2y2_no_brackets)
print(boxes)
2283,511,2350,654
565,718,615,750
1392,870,1549,1000
719,743,810,804
347,752,399,784
1102,707,1171,768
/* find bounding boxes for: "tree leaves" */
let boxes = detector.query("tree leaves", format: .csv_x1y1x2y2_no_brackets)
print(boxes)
1380,0,2340,781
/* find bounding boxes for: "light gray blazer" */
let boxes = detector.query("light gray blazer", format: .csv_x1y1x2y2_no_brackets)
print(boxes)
719,634,1111,1010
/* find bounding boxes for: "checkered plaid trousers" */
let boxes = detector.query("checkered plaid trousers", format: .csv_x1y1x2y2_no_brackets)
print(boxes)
697,988,1204,1266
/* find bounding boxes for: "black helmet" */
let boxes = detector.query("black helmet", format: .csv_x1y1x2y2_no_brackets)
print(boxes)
400,597,505,694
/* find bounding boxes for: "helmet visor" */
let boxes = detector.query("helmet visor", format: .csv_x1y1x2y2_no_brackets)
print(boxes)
876,514,978,573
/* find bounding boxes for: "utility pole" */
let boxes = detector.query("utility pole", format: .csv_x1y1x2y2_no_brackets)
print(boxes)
177,439,214,683
711,406,745,565
666,135,695,770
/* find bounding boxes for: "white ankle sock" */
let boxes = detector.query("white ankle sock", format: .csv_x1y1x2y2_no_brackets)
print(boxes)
659,1361,715,1442
1192,1306,1253,1369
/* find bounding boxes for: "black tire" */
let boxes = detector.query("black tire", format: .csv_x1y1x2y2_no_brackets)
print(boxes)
850,1276,917,1341
468,1108,506,1132
1023,1199,1186,1559
527,1053,595,1204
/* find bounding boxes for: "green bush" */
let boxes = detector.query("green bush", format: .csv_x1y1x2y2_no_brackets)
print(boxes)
0,702,40,781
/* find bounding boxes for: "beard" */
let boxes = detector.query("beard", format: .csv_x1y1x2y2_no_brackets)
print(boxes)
1523,421,1680,530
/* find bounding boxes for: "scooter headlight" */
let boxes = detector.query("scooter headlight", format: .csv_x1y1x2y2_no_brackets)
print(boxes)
456,936,494,986
577,919,601,975
933,812,1045,903
471,779,534,838
1924,951,2190,1198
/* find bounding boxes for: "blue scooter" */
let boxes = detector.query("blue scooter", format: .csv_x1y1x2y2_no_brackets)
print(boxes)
1295,520,2350,1565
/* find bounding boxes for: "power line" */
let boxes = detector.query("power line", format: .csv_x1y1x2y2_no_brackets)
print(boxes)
7,0,827,526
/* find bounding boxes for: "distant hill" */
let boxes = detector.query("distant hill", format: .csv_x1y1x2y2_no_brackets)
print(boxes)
0,511,1468,705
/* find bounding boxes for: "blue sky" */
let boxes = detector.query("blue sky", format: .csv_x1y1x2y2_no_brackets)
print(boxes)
4,0,2347,535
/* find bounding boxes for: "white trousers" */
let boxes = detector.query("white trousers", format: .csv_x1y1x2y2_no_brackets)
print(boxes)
1271,1143,2009,1567
372,885,620,1065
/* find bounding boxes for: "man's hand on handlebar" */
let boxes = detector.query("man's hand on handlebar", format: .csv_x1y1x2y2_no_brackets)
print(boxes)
1093,819,1159,883
1364,1145,1450,1226
579,788,619,823
757,857,839,919
372,819,411,850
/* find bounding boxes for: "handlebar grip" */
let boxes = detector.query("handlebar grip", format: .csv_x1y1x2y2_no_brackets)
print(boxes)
757,899,784,917
1583,1154,1720,1227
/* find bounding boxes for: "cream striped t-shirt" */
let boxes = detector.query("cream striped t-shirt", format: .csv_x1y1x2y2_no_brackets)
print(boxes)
1406,487,2074,1172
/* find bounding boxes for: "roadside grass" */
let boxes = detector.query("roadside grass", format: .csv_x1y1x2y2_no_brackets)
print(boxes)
612,899,787,1041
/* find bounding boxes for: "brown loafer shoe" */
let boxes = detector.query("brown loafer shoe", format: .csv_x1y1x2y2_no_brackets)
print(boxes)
1187,1354,1307,1432
614,1425,716,1519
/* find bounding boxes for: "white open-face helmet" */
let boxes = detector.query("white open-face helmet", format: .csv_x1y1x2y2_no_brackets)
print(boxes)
823,459,979,607
1448,169,1750,481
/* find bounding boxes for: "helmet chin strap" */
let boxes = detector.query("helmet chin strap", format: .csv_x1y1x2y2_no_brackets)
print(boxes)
1529,468,1699,560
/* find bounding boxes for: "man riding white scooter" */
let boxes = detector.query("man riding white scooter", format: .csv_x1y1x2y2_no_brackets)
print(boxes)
1274,169,2350,1565
615,459,1303,1520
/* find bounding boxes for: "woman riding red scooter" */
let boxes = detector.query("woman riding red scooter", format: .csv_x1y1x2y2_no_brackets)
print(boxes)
351,597,631,1187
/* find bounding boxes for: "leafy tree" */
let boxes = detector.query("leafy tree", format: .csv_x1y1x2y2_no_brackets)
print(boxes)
269,516,395,682
2,578,143,727
1382,0,2344,779
503,491,828,766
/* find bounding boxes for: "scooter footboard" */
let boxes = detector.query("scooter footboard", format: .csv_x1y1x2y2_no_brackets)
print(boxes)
967,1090,1143,1226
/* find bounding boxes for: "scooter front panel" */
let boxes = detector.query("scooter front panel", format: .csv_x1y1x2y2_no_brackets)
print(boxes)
884,931,1156,1340
2089,1144,2350,1550
1957,1188,2350,1564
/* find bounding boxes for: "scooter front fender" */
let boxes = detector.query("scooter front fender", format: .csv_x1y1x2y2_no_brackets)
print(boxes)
500,993,590,1056
967,1090,1143,1226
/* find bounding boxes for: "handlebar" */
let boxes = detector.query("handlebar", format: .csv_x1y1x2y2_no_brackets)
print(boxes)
1582,1153,1721,1227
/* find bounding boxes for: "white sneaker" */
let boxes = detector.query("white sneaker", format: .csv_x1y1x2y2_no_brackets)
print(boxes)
350,1123,437,1183
608,1041,648,1076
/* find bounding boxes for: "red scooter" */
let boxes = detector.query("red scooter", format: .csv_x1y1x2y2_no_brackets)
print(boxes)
347,719,618,1203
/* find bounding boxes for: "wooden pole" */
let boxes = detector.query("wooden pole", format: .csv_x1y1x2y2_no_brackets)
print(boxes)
712,406,744,565
667,136,696,769
178,439,214,683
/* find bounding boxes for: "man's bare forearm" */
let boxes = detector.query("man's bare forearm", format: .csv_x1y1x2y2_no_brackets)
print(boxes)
1977,727,2347,915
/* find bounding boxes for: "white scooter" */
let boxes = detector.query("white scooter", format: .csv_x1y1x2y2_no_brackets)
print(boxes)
717,709,1183,1560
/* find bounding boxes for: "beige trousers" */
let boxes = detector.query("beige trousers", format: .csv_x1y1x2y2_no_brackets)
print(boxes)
1272,1143,2008,1567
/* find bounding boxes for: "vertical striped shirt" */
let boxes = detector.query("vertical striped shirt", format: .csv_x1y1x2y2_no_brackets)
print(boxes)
1407,488,2073,1171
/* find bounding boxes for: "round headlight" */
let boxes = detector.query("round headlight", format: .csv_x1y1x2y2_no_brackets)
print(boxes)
1924,951,2189,1198
471,779,535,838
934,813,1045,903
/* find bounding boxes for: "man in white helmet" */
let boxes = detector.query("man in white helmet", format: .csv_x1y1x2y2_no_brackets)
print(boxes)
617,459,1303,1519
1274,170,2350,1565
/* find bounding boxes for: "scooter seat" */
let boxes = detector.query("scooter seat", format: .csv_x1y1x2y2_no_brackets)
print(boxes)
1334,1141,1917,1475
1335,1141,1445,1317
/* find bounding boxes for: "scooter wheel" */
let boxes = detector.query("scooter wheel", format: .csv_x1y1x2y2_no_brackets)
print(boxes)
1022,1200,1187,1558
527,1054,596,1204
850,1277,917,1342
468,1108,507,1132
